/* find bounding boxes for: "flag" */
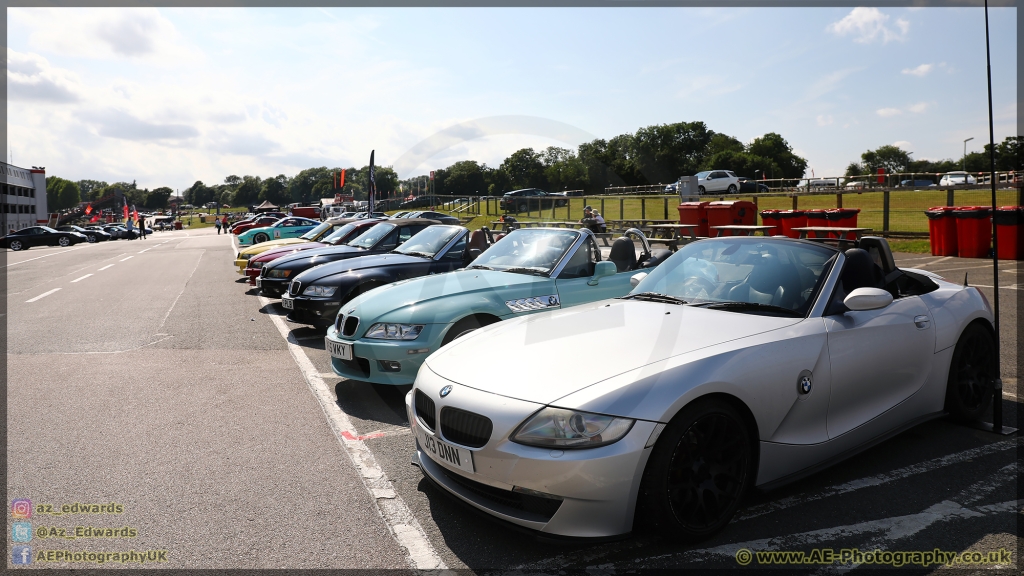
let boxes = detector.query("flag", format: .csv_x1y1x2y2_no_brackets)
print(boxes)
90,215,99,223
84,204,93,215
368,150,376,213
122,197,129,221
340,169,345,188
132,205,138,223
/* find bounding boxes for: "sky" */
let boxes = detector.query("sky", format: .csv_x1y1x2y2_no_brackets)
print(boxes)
6,6,1018,192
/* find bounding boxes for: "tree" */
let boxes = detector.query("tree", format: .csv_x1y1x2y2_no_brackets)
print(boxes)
183,181,213,207
224,175,241,188
146,187,173,209
541,147,588,191
259,175,290,205
76,179,109,201
748,133,808,179
500,148,546,189
442,160,487,196
234,175,262,206
630,121,715,184
45,177,81,211
860,145,912,174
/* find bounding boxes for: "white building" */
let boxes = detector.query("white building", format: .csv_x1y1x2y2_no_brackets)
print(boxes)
2,162,48,233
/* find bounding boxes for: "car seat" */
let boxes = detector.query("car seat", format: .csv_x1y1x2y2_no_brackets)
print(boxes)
608,237,637,272
638,248,673,269
468,230,488,252
841,248,884,293
728,254,801,308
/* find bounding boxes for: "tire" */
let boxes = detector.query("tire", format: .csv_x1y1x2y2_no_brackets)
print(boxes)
944,322,995,422
253,233,270,244
58,237,71,247
727,184,737,194
637,397,754,542
87,235,97,243
9,240,24,251
441,315,497,347
698,186,706,195
517,202,528,213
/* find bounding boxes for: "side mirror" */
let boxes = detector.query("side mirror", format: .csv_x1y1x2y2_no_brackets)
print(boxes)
629,271,649,287
843,287,893,311
588,261,617,285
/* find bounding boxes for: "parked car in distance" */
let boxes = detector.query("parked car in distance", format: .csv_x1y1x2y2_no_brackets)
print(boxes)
845,180,868,190
694,170,741,195
797,178,842,190
103,225,136,240
406,235,994,540
237,217,320,246
231,216,280,236
57,225,110,243
409,211,460,225
898,179,937,188
737,177,770,193
241,219,382,285
2,226,87,250
499,189,569,212
939,171,977,186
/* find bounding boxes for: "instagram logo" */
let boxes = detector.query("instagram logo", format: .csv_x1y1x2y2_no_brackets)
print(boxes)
11,498,32,519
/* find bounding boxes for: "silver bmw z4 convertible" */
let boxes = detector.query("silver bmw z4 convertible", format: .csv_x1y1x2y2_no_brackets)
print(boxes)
406,236,996,540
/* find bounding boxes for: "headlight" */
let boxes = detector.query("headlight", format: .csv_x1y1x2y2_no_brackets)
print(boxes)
303,285,337,297
267,269,291,278
364,323,424,340
511,407,634,449
240,254,252,261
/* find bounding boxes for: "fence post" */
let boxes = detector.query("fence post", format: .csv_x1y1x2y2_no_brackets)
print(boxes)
946,189,954,207
600,198,605,219
619,197,624,220
792,195,799,210
663,197,668,219
883,190,890,233
836,193,843,208
641,198,646,220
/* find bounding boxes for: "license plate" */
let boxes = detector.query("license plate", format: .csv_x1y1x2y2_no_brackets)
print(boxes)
416,426,475,473
255,278,262,288
281,296,294,309
326,338,352,360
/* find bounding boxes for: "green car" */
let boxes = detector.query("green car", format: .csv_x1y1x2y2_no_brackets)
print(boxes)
237,217,320,246
325,227,668,385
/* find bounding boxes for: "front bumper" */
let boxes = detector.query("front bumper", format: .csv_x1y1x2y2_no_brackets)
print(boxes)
326,323,447,385
405,368,658,538
285,296,341,327
234,256,252,273
257,276,289,297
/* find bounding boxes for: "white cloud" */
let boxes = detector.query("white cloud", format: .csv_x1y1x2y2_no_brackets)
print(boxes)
876,108,902,117
6,49,83,103
827,8,909,44
902,63,932,76
817,115,834,126
907,102,931,113
893,141,912,150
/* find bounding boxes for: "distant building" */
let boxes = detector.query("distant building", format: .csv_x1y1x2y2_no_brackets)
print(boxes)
2,162,47,233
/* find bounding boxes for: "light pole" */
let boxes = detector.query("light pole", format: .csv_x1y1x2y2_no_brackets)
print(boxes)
963,137,974,173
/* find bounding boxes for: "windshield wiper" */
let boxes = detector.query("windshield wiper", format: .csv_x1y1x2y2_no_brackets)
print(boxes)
694,301,802,317
619,292,688,305
467,264,494,271
397,250,434,259
502,266,550,277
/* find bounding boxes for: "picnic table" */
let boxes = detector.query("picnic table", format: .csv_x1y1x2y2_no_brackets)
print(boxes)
644,224,699,251
791,227,873,241
710,225,777,237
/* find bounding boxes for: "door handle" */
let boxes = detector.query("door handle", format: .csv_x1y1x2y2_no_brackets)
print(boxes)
914,315,930,329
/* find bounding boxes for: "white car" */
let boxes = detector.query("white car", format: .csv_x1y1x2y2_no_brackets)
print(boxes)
694,170,740,195
408,236,994,540
939,171,977,186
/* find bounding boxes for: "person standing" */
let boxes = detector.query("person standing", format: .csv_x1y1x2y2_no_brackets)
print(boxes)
214,217,222,235
125,217,135,240
138,216,147,239
221,215,229,233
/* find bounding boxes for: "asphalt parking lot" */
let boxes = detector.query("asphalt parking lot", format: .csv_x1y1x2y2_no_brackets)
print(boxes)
6,227,1020,571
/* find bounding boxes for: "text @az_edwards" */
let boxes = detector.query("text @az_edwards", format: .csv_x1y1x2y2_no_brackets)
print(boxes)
35,525,138,540
734,547,1014,567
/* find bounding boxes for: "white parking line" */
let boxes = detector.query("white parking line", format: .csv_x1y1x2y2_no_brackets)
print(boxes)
4,246,84,267
99,264,114,271
259,297,446,571
120,256,134,262
908,256,953,269
970,284,1019,290
70,274,93,283
26,288,61,303
139,248,152,253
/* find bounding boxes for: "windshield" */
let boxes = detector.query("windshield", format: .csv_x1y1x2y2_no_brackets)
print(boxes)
394,226,462,257
301,222,332,240
695,171,711,179
469,228,579,274
347,223,394,249
323,223,358,244
632,238,837,316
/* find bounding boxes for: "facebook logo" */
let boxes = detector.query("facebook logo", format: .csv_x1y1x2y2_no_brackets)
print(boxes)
12,546,32,565
11,522,32,542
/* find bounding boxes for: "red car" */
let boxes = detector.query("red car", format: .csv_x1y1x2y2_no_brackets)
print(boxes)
244,219,381,285
232,216,280,236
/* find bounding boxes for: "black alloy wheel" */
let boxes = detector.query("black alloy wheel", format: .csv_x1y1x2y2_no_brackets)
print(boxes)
58,237,71,247
253,232,270,244
87,235,97,243
944,322,995,422
9,240,24,251
638,398,753,541
697,186,706,195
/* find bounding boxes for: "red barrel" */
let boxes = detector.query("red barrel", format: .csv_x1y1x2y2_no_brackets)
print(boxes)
826,208,861,240
994,206,1024,260
677,201,709,237
924,206,958,256
954,206,992,258
804,209,829,238
776,210,807,239
760,210,782,236
173,220,183,230
706,201,756,237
